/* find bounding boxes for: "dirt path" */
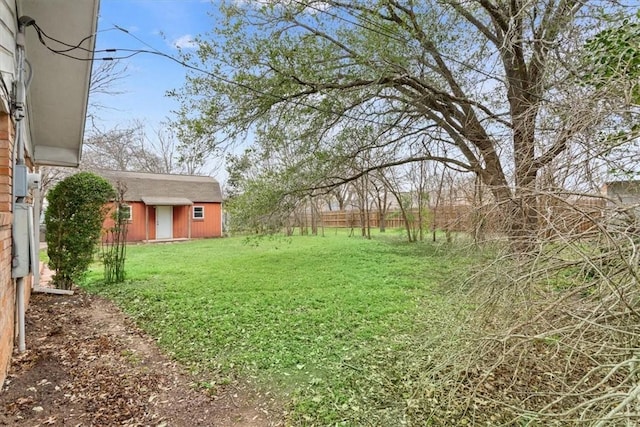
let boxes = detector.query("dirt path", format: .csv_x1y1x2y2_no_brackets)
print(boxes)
0,291,282,426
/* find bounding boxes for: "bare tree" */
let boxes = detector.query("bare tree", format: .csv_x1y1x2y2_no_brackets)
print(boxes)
150,126,179,174
85,61,129,132
80,121,210,176
81,124,146,171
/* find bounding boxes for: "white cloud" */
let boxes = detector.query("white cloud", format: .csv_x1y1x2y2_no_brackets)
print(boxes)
171,34,197,49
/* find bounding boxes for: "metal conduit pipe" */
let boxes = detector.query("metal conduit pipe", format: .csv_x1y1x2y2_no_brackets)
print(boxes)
13,16,36,353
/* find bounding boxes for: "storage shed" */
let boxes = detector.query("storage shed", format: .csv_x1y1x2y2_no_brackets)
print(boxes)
97,170,223,242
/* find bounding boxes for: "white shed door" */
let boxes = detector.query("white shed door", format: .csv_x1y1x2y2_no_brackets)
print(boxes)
156,206,173,239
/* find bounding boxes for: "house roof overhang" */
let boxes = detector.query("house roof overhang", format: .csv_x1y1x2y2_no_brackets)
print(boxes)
141,197,194,206
20,0,100,167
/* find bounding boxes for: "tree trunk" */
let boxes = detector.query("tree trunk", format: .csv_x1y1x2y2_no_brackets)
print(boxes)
509,90,541,248
377,188,388,233
506,193,539,251
472,175,486,246
432,165,447,242
310,197,318,236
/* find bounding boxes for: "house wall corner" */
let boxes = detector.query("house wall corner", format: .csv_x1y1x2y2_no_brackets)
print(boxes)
0,112,15,387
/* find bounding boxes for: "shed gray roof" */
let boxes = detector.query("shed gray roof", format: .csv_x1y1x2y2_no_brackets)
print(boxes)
96,170,222,203
141,197,193,206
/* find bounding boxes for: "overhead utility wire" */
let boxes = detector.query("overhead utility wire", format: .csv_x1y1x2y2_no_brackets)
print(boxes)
32,23,119,54
32,12,509,133
30,23,427,132
32,22,94,53
112,25,166,53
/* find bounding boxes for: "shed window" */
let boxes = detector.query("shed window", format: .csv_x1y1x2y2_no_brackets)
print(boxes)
193,206,204,219
119,204,132,222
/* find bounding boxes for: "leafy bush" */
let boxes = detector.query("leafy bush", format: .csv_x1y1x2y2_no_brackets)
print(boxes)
45,172,115,289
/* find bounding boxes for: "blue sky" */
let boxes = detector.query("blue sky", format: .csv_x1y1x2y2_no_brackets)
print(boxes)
90,0,216,131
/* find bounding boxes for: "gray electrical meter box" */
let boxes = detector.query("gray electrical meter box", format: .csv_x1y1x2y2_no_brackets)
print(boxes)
12,202,31,278
13,164,28,198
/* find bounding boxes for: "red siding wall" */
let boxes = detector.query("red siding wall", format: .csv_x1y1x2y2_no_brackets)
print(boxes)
147,206,156,241
173,205,190,238
103,202,154,242
129,202,152,241
190,203,222,238
103,201,222,242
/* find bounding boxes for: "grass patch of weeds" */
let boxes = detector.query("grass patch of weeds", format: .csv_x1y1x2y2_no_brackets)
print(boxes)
83,230,478,425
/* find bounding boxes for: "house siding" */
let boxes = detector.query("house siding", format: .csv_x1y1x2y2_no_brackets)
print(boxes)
104,201,151,242
190,203,222,238
147,206,156,240
127,202,150,241
0,0,16,114
172,205,190,239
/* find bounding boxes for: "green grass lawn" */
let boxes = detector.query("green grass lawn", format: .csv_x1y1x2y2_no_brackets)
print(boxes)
83,229,477,425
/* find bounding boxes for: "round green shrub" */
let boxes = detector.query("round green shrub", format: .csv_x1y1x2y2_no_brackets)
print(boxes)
45,172,115,289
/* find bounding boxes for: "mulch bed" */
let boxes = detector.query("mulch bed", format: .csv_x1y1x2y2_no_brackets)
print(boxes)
0,291,280,426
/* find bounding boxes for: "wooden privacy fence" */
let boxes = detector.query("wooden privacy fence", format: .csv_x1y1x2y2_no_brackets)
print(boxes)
306,199,607,235
538,197,607,235
318,207,483,231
